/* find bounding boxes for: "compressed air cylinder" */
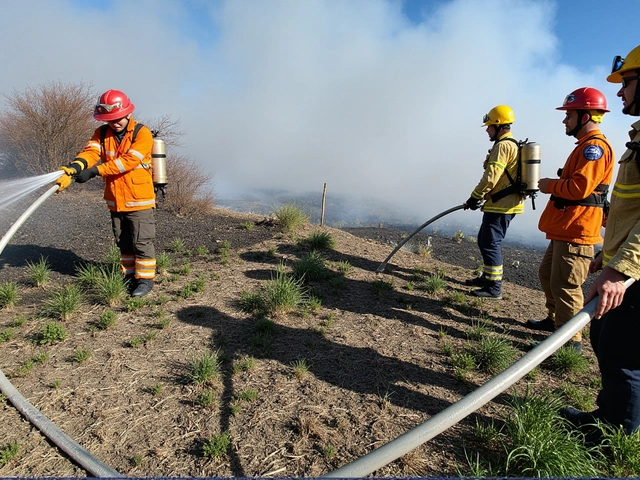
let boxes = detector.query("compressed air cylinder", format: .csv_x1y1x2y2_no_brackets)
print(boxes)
151,138,167,186
521,142,541,193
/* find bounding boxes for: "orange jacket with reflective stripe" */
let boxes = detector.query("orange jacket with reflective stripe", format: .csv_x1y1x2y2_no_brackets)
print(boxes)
538,129,614,244
74,118,155,212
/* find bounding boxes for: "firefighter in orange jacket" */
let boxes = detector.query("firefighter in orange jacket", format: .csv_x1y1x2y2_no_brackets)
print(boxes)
56,89,157,297
527,87,614,353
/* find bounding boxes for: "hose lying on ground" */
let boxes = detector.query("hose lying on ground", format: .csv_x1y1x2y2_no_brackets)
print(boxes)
322,278,635,477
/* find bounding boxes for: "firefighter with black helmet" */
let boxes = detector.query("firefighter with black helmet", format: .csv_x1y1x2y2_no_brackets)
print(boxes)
527,87,614,354
561,45,640,438
56,89,157,297
463,105,525,299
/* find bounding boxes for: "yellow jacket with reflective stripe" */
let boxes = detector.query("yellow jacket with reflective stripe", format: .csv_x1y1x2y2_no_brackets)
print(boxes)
74,118,155,212
602,119,640,280
470,132,525,214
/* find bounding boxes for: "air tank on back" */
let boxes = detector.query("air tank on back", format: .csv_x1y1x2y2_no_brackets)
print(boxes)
151,137,167,198
521,141,541,194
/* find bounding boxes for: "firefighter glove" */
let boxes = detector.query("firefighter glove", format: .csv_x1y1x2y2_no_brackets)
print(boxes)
465,197,481,211
56,174,73,193
59,164,80,176
75,166,99,183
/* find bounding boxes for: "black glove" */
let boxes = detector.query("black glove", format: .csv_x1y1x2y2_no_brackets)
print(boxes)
75,166,99,183
465,197,481,211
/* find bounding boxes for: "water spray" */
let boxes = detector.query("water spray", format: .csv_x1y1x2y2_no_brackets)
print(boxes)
0,171,123,477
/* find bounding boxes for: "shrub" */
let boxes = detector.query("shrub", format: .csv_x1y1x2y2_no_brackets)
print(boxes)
156,252,172,274
418,273,447,294
306,230,336,250
94,265,127,307
98,309,117,330
469,336,516,374
202,432,230,458
189,351,220,385
26,256,51,287
262,270,308,317
0,282,19,309
503,393,599,477
163,154,215,217
0,441,20,467
292,251,328,282
274,204,308,233
549,346,590,375
38,322,68,345
44,285,82,320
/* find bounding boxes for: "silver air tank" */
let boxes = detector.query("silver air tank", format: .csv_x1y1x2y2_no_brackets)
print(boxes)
521,141,541,194
151,138,167,197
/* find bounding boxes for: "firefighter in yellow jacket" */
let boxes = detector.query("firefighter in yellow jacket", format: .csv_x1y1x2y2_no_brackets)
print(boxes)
561,45,640,438
56,89,156,297
527,88,614,354
463,105,525,299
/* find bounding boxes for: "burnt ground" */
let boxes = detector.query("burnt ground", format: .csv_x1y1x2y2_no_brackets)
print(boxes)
0,189,600,477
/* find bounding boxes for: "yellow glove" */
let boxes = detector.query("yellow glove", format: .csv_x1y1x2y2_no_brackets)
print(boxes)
59,165,77,176
56,173,73,193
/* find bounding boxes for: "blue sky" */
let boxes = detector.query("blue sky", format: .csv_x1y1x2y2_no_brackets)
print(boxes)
2,0,639,240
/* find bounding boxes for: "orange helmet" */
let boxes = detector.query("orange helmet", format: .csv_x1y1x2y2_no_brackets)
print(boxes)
93,89,135,121
556,87,609,112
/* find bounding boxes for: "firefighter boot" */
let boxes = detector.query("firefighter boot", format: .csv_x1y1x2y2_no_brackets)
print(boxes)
132,279,154,297
526,316,555,332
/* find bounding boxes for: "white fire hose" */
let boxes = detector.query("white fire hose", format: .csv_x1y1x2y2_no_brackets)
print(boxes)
323,277,634,477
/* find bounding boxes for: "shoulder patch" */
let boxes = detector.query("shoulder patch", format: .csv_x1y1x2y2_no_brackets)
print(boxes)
583,144,604,161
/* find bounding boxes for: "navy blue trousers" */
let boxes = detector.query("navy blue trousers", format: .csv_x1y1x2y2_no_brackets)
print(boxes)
477,212,516,295
591,281,640,434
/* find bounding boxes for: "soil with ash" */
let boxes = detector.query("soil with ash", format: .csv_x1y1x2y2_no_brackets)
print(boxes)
0,189,599,477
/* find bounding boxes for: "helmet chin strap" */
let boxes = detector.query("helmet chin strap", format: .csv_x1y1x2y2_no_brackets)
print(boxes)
490,124,508,142
566,110,590,137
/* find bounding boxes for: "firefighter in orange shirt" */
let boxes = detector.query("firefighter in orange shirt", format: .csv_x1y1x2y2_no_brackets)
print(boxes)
56,89,157,297
527,87,614,353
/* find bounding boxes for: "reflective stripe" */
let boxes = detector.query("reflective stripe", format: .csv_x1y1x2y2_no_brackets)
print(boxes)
602,251,613,265
482,264,503,281
488,160,507,169
115,159,126,173
136,258,156,279
129,149,144,161
105,150,116,157
612,182,640,198
88,141,101,151
126,199,155,207
105,200,116,207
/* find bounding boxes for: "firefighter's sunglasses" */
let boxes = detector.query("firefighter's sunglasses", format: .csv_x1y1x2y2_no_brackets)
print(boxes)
611,55,640,88
95,102,123,114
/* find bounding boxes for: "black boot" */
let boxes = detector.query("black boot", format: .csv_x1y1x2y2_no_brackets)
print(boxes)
464,276,485,287
526,316,555,332
132,279,154,297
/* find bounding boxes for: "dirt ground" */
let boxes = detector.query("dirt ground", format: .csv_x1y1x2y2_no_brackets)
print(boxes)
0,189,599,477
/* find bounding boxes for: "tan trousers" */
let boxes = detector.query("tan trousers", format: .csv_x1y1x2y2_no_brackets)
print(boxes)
539,240,594,342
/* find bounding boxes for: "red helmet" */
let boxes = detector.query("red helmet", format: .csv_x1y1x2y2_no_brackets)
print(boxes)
93,89,135,121
556,87,609,112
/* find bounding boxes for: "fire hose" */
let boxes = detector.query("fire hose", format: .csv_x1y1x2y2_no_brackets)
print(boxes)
323,278,635,478
377,204,465,272
0,179,123,478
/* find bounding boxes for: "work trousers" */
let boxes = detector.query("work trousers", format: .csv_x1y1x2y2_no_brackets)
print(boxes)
538,240,593,342
591,281,640,434
477,212,515,295
110,208,156,280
